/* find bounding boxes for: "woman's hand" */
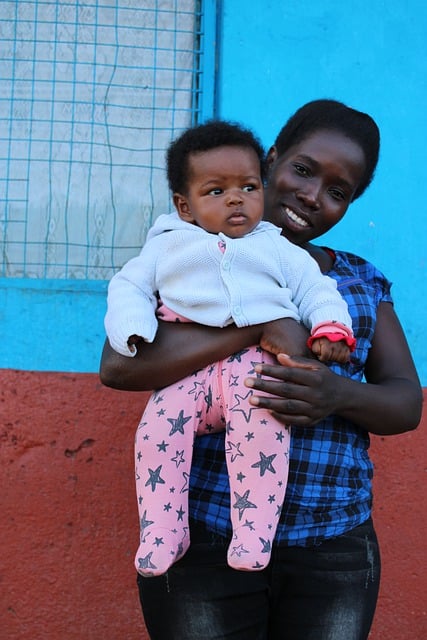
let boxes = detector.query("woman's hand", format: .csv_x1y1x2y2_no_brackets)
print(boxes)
245,354,338,426
245,302,423,436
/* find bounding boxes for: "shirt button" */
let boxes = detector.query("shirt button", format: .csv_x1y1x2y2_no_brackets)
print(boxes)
222,261,230,270
233,306,241,316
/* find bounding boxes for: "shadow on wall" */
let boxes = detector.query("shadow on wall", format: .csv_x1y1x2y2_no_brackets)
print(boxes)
1,371,426,640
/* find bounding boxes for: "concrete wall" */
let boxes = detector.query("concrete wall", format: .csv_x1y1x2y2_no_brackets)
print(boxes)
1,370,426,639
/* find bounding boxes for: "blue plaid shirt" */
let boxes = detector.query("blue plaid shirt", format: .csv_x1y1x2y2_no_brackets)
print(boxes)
188,250,393,546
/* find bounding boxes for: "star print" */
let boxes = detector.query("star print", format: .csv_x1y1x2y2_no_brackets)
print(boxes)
153,394,164,405
204,386,213,412
154,537,164,547
248,360,259,375
157,408,166,417
229,374,239,387
259,537,271,553
229,543,250,558
243,519,255,530
260,418,268,425
137,451,142,461
157,440,169,452
251,451,277,476
188,380,206,400
226,420,234,435
225,440,244,462
139,510,154,535
167,410,192,436
227,348,250,363
171,449,185,467
245,432,254,441
268,494,276,503
236,472,246,483
230,390,258,423
275,431,285,442
138,421,147,430
232,489,257,520
145,465,166,491
164,503,172,512
176,505,185,521
137,552,156,571
143,434,150,440
180,471,190,494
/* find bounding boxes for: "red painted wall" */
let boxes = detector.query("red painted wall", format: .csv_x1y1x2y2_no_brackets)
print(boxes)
1,370,426,639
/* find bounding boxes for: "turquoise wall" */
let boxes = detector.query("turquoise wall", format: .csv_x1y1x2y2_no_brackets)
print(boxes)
217,0,427,382
1,1,426,382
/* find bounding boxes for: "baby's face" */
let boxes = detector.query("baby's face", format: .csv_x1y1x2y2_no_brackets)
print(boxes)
174,145,264,238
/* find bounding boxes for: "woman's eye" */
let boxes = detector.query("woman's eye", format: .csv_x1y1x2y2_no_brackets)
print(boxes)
294,163,309,176
329,188,346,201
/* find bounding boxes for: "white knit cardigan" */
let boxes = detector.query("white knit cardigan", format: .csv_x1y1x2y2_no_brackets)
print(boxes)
104,212,352,356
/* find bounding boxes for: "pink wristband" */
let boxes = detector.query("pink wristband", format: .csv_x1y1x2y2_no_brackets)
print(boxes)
307,321,357,352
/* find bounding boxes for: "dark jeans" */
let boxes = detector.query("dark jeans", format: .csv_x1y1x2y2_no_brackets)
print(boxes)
137,518,380,640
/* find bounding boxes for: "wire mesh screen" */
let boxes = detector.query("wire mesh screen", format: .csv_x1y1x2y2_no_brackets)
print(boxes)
0,0,205,280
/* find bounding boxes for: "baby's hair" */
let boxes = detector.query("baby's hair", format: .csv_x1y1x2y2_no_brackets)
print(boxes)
273,99,380,200
167,119,266,194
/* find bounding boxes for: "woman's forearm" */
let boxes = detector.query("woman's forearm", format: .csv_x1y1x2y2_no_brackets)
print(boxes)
327,373,422,435
100,321,262,391
100,317,309,392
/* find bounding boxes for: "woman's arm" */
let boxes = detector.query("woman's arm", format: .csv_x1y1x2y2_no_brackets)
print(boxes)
245,302,423,435
100,317,310,391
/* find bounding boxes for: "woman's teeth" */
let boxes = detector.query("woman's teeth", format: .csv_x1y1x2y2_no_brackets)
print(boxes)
285,207,309,227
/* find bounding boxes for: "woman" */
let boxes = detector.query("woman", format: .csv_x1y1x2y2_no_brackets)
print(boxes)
100,100,422,640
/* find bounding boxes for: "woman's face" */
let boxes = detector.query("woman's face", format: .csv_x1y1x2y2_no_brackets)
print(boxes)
263,129,366,246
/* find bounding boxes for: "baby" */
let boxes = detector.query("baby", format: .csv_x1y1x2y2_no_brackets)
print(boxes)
105,120,355,576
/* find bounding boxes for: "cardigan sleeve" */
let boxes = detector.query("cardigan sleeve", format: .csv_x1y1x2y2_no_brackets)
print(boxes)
104,236,165,357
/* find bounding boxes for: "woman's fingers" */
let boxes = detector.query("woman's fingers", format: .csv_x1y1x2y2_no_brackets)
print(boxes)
244,355,336,425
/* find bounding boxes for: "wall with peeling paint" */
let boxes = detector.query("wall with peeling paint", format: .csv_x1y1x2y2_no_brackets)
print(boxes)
1,371,426,639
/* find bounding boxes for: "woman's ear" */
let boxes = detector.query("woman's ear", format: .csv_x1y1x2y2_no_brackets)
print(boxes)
173,193,194,223
266,145,278,169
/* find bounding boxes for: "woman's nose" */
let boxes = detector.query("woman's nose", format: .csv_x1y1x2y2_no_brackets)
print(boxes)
297,181,321,209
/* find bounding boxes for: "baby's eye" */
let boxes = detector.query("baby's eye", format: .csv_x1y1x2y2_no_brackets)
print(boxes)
242,184,257,192
208,187,223,195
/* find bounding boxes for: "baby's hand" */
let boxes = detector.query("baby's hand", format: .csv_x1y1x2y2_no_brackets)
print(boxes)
260,318,311,358
310,337,350,364
127,334,143,355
